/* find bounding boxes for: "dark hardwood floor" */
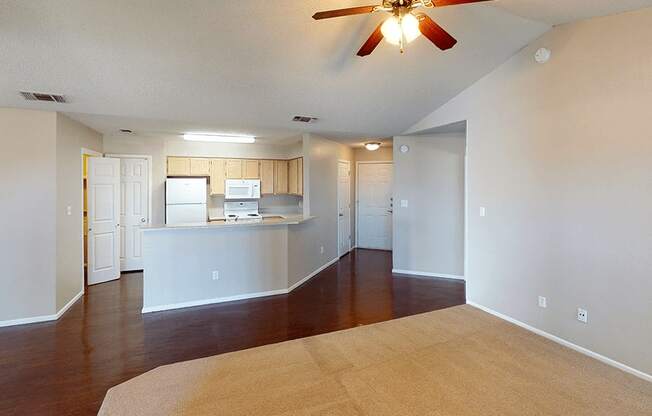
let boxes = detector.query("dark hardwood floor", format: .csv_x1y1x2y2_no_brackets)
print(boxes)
0,249,465,416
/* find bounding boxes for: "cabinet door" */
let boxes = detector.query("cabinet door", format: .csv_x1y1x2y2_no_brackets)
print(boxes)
288,158,298,195
297,157,303,196
260,160,275,194
190,158,211,176
274,160,289,194
225,159,243,179
167,157,191,176
210,159,226,195
243,160,260,179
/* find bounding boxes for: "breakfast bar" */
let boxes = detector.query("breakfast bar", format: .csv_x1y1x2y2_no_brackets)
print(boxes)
140,215,316,313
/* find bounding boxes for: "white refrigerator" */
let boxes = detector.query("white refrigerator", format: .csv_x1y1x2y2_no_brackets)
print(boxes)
166,178,208,224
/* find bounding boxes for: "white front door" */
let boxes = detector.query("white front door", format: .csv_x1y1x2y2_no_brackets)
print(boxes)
88,157,121,285
338,161,351,256
119,158,149,271
357,163,393,250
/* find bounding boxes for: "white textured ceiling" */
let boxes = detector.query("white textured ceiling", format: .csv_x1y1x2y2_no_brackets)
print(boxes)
0,1,650,144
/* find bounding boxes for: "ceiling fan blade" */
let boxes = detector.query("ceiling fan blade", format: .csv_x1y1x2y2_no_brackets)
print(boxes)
432,0,493,7
357,23,384,57
418,14,457,51
312,6,377,20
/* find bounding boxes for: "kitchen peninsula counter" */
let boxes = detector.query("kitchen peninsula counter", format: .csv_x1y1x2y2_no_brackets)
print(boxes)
141,214,325,314
141,215,314,231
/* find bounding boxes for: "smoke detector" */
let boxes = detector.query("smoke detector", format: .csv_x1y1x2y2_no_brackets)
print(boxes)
20,91,68,103
292,116,318,123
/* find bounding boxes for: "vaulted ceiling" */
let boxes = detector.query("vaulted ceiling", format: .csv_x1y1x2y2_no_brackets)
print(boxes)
1,0,651,144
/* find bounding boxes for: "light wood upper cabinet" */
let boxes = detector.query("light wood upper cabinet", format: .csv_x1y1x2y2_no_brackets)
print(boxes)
190,158,211,176
210,159,226,195
167,157,191,176
297,157,303,196
260,160,275,194
225,159,243,179
274,160,289,194
243,160,260,179
288,158,298,195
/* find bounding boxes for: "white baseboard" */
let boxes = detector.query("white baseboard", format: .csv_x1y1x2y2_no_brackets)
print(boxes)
467,301,652,384
0,289,84,328
143,257,340,314
288,257,339,291
393,269,465,281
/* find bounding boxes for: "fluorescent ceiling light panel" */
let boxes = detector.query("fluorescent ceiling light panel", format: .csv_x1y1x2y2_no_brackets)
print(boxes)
183,133,255,143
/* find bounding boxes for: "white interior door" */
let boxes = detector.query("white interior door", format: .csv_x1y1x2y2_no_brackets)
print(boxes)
357,163,393,250
119,158,149,271
338,161,351,256
88,157,121,285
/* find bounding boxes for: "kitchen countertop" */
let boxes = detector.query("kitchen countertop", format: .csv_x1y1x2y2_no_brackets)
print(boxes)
141,214,315,231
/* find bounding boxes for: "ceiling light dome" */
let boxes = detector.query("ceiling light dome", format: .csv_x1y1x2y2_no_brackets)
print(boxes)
381,13,420,46
365,142,382,151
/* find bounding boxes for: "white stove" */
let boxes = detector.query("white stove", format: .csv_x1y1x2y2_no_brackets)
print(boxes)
224,201,263,223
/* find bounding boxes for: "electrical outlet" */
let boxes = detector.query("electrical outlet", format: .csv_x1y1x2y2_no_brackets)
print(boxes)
401,200,408,208
538,296,547,308
66,206,72,216
320,246,324,255
577,308,588,323
212,271,219,281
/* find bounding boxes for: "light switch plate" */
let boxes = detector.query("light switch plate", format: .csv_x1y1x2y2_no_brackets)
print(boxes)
400,200,408,208
538,296,547,308
480,207,487,217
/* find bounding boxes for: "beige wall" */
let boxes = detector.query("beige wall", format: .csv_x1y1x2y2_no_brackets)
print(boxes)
354,146,393,162
55,114,103,310
393,133,465,277
288,134,353,285
406,8,652,375
0,109,57,322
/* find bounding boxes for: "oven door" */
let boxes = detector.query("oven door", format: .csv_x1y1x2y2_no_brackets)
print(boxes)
225,180,254,199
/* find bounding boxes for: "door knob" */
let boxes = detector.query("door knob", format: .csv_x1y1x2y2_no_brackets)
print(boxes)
339,213,344,217
141,218,146,223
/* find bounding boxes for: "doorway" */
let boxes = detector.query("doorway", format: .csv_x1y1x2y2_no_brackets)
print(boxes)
356,162,393,250
106,154,152,272
337,160,352,257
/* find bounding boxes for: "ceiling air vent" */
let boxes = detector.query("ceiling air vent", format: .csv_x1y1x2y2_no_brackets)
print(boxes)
292,116,318,123
20,91,68,103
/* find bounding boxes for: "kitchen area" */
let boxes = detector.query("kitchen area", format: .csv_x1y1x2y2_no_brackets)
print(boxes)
140,140,321,313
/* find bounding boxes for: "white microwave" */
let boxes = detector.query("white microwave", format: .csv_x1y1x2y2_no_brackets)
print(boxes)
225,179,261,200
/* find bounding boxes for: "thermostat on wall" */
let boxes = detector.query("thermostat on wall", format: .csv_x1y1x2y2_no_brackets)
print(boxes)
400,144,410,154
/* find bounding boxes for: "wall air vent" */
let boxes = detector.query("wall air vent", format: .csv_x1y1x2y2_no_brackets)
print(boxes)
20,91,68,103
292,116,318,123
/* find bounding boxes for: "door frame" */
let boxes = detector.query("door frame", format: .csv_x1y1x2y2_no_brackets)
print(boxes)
80,148,103,290
337,159,352,257
355,161,394,250
105,154,153,271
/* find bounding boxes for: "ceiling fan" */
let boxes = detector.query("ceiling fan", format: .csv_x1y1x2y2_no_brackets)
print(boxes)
313,0,492,57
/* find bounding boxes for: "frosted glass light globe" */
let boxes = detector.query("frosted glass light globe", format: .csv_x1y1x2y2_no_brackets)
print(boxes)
381,14,421,46
381,16,402,45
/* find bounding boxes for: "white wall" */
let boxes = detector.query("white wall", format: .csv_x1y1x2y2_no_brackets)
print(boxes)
55,114,103,310
393,134,465,278
406,8,652,375
354,146,393,162
0,109,57,322
288,134,352,285
103,134,304,224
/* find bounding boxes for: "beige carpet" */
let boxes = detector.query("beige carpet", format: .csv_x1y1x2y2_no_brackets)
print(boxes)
99,305,652,415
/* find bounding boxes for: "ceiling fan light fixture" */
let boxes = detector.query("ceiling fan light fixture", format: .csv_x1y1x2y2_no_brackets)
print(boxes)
381,13,420,46
365,142,382,151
